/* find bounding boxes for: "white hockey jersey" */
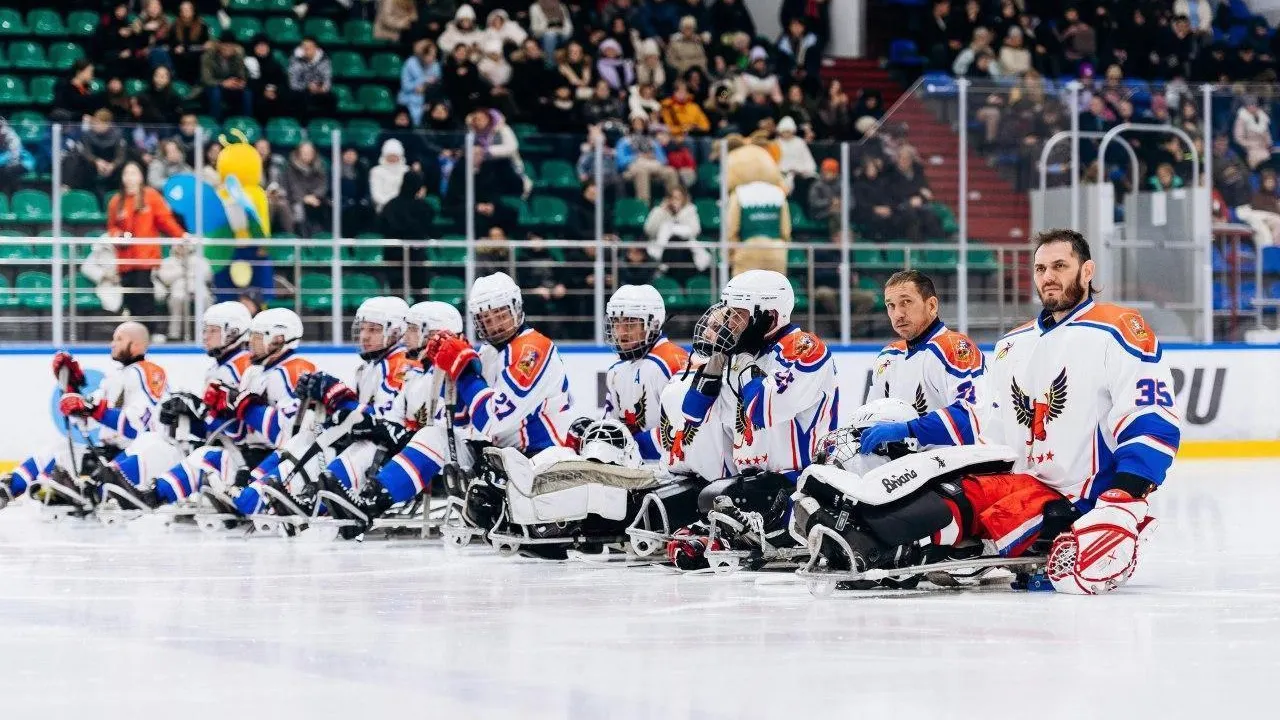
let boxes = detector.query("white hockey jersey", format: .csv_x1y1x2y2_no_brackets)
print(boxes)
981,299,1181,508
352,345,417,419
869,319,984,446
88,357,170,446
680,325,839,479
230,351,316,447
458,328,574,454
604,336,689,460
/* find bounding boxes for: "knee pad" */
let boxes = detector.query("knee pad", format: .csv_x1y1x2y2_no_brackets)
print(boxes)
860,490,953,547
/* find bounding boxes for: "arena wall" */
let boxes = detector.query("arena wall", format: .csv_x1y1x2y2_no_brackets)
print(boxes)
0,344,1274,468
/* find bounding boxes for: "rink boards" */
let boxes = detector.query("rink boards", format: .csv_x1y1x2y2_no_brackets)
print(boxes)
0,343,1276,464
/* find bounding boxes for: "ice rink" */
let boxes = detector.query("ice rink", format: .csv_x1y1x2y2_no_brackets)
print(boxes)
0,458,1276,720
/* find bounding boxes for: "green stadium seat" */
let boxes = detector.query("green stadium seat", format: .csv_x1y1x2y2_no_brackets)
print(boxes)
264,16,302,45
307,118,342,148
11,189,51,221
9,111,45,143
344,20,380,47
16,270,52,310
428,275,466,305
301,242,334,262
683,275,714,308
510,123,538,141
613,198,648,231
124,77,147,96
330,50,368,80
343,239,384,263
66,11,97,37
28,74,53,104
539,159,577,190
651,275,682,308
72,273,101,310
61,190,104,223
882,247,906,268
342,272,384,308
694,198,720,231
223,116,262,144
912,248,958,269
697,162,720,193
0,193,12,222
333,84,361,113
0,274,17,309
48,42,85,71
0,49,9,71
265,117,303,148
530,195,568,227
968,247,1000,271
195,115,221,138
8,42,48,70
851,247,882,268
263,0,296,13
428,242,467,264
265,236,297,262
229,17,262,44
27,10,66,37
356,84,394,114
0,9,26,36
344,119,381,150
303,18,341,45
368,52,401,79
788,201,824,234
201,14,222,40
787,246,809,268
299,272,333,312
226,0,265,12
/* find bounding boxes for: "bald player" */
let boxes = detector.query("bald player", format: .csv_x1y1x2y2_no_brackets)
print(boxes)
0,322,169,510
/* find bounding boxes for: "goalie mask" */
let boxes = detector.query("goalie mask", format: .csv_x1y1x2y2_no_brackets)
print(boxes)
469,272,524,346
249,308,303,364
578,419,643,469
693,270,795,358
606,284,666,361
405,301,464,354
353,296,410,361
816,398,921,475
201,301,252,358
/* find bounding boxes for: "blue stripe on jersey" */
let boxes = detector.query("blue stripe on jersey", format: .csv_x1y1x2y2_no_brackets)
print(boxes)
524,414,556,454
923,343,982,379
644,354,674,379
634,428,661,461
377,443,441,503
501,348,555,399
1116,413,1181,449
1072,321,1164,363
681,387,716,423
1114,443,1176,488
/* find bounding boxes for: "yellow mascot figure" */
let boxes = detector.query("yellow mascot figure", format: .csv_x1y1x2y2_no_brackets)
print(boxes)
721,134,791,277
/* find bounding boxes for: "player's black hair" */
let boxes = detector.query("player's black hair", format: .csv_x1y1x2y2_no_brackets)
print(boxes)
1033,228,1100,296
884,270,937,301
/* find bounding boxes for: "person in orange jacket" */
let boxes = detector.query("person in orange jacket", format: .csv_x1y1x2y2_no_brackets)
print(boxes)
106,161,188,332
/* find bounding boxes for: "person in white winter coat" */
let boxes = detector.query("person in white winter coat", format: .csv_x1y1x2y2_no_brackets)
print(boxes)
369,139,409,212
643,186,710,274
1233,98,1273,170
775,116,816,194
484,9,527,49
438,5,484,53
477,38,513,88
530,0,573,60
152,242,212,341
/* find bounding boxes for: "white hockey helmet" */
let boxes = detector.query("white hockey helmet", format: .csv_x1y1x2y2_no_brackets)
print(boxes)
201,301,252,358
606,284,666,360
249,307,303,363
817,398,921,473
353,296,409,360
405,301,465,354
694,270,795,357
468,271,524,345
578,419,643,469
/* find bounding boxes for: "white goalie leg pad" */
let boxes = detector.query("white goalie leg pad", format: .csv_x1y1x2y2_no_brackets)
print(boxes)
1048,489,1149,595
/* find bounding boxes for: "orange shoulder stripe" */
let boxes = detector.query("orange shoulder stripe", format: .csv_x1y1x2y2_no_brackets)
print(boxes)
134,360,168,400
281,356,317,390
506,330,555,388
930,330,984,372
777,329,828,364
1076,303,1160,354
650,339,690,374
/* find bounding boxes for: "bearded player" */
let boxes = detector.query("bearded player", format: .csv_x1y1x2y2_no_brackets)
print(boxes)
853,229,1180,594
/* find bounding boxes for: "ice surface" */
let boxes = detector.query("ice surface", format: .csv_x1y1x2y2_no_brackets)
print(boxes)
1,460,1277,720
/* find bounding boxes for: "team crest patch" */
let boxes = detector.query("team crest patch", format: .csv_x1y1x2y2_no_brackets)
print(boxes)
996,341,1012,360
792,333,815,358
513,345,541,383
875,357,892,376
954,339,973,363
1122,313,1149,341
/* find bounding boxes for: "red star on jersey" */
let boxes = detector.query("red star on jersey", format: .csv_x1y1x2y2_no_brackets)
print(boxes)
1045,450,1055,461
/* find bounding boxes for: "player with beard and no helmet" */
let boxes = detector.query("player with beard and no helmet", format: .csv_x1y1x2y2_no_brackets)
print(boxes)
818,229,1181,594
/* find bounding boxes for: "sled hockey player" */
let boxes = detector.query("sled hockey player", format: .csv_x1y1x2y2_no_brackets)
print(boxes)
90,302,256,511
391,301,465,432
602,284,689,461
320,272,575,538
862,270,985,452
110,308,314,517
246,296,415,522
663,269,839,570
0,322,167,511
797,229,1181,594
